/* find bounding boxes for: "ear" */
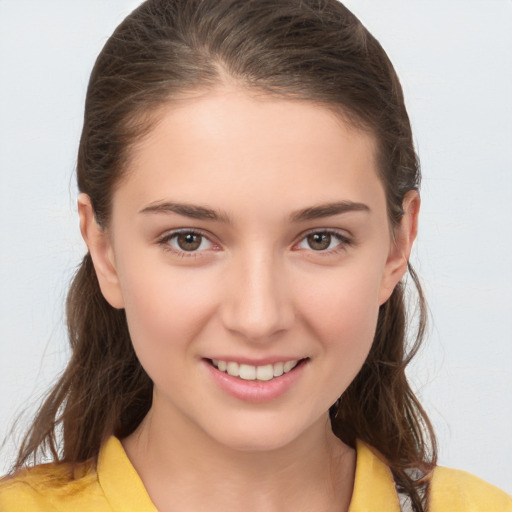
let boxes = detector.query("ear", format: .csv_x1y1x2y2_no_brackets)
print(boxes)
378,190,420,305
78,193,125,309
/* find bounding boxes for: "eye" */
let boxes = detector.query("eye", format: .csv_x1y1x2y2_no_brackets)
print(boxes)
296,230,350,252
159,229,214,254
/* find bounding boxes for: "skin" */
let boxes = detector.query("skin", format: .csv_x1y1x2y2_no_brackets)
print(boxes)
79,85,419,512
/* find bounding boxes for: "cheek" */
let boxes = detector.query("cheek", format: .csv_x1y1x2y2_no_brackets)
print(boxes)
312,288,379,355
117,260,220,367
298,265,382,372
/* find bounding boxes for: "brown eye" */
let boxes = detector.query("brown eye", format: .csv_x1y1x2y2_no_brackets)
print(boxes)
176,232,202,251
296,230,350,253
161,230,214,256
306,233,332,251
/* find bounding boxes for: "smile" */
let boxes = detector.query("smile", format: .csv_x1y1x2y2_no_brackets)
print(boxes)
210,359,300,381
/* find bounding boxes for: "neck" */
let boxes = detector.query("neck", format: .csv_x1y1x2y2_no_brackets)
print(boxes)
122,404,356,512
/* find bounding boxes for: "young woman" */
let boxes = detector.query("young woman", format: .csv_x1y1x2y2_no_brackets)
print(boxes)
1,1,510,511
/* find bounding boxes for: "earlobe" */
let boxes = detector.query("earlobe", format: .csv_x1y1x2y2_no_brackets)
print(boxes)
78,193,125,309
378,191,420,305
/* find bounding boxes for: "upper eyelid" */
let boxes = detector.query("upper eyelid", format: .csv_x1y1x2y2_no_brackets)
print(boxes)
293,228,353,253
158,227,214,242
156,227,352,249
157,228,219,254
295,227,352,242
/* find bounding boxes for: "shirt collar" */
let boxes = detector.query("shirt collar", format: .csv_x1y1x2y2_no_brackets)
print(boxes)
97,437,399,512
97,437,157,512
348,439,401,512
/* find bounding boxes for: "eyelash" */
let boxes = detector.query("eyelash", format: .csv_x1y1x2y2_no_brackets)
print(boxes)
157,228,216,258
157,228,352,257
294,229,352,255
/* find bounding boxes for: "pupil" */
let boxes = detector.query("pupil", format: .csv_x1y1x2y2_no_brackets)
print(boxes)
308,233,331,250
177,233,201,251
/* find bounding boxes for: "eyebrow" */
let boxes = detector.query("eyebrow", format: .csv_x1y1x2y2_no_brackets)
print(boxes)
139,201,231,223
139,200,370,223
290,201,370,222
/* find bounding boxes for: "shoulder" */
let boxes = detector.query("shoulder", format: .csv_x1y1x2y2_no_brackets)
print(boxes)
0,460,110,512
429,466,512,512
0,437,157,512
354,440,511,512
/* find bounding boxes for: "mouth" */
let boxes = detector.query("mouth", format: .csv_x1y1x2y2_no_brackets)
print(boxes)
208,358,306,382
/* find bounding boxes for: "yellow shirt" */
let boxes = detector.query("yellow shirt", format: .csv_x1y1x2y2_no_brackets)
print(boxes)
1,437,510,512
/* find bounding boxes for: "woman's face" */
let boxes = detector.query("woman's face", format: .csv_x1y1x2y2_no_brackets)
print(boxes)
82,86,415,452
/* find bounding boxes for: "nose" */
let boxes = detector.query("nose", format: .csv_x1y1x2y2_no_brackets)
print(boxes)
220,249,295,342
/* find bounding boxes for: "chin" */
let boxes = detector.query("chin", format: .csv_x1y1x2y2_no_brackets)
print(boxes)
205,411,330,454
216,433,298,454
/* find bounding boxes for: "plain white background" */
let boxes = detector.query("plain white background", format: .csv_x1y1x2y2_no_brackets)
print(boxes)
0,0,511,494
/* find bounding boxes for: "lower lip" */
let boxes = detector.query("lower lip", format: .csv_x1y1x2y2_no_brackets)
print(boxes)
203,359,307,403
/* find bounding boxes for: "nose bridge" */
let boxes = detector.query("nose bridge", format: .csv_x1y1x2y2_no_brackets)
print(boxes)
221,244,293,341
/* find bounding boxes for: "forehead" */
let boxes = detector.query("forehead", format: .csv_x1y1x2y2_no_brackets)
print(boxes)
115,86,384,219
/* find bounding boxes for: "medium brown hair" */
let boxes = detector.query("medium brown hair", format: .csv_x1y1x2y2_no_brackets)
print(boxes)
13,1,436,510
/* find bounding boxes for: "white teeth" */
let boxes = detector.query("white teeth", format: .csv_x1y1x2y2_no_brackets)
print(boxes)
239,364,256,380
226,361,239,377
211,359,300,381
256,364,274,381
283,360,298,372
273,361,284,377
